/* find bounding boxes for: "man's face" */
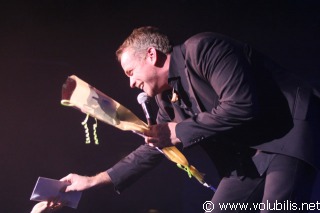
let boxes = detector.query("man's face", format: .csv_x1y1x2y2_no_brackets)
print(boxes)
121,49,160,97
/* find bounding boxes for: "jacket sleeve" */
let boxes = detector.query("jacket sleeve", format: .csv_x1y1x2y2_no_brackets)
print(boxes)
176,36,259,147
107,144,164,193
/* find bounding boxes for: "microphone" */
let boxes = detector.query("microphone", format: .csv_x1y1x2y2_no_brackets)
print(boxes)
137,92,155,125
137,92,163,154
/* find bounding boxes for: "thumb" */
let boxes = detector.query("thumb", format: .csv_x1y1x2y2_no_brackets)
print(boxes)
60,173,73,182
65,184,75,192
60,177,67,182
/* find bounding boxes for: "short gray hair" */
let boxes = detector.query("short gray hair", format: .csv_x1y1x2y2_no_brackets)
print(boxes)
116,26,172,61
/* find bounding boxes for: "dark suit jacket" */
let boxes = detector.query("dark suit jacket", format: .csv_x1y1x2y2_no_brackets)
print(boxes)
108,33,320,192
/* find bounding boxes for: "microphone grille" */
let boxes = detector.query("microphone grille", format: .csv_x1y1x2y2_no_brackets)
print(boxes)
137,92,150,104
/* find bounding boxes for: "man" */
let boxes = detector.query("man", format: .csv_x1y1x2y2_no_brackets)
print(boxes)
61,26,320,212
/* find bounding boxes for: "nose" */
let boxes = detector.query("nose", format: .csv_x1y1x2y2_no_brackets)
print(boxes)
129,77,136,88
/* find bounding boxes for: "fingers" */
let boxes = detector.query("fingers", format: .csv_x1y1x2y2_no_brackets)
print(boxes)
48,201,63,210
145,136,158,147
59,173,90,192
46,201,63,212
31,201,63,213
65,184,76,192
31,201,47,213
60,174,74,192
60,173,73,182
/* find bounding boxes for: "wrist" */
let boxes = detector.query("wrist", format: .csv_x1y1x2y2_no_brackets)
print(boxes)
91,172,111,187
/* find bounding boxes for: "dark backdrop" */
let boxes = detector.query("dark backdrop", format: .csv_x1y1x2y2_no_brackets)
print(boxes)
1,0,319,212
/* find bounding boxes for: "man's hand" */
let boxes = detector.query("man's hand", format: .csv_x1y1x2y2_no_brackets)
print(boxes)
144,122,181,148
60,172,111,192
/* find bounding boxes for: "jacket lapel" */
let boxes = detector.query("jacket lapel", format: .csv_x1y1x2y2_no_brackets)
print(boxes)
177,45,202,115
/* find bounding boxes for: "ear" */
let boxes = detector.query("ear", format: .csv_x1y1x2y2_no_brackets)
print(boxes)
146,47,157,65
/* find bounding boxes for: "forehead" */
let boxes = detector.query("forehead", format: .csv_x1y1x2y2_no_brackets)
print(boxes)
120,50,136,69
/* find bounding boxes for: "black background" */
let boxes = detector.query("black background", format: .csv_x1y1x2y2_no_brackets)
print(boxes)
1,0,320,212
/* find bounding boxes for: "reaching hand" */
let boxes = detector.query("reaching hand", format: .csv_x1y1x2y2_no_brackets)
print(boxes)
60,172,111,192
31,201,62,213
60,173,92,192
